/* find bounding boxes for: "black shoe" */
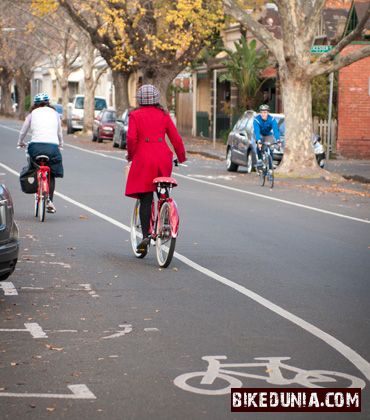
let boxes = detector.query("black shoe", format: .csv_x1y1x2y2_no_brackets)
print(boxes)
136,237,150,253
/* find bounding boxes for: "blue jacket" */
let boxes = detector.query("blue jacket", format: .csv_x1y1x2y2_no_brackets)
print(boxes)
253,114,280,141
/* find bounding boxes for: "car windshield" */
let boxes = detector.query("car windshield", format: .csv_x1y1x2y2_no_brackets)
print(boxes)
75,97,84,109
102,111,116,122
277,118,285,137
95,98,107,111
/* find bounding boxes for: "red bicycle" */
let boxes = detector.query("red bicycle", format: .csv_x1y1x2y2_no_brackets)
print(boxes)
130,168,179,268
32,155,51,222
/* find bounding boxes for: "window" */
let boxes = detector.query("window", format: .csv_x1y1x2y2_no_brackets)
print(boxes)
95,98,107,111
102,111,116,122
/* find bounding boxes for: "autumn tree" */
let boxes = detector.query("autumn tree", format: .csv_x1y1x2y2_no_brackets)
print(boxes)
44,0,224,112
224,0,370,176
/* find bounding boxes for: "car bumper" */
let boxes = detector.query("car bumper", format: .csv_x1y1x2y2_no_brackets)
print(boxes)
71,120,83,130
0,239,19,277
99,132,114,140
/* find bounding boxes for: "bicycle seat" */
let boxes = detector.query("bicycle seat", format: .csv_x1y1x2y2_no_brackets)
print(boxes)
153,177,177,187
35,155,50,162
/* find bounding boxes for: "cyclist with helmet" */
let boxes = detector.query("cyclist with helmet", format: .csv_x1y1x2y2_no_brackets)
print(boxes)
253,104,280,171
125,84,186,254
17,93,64,213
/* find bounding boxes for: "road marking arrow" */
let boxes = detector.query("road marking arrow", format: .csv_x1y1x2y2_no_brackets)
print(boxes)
0,384,96,399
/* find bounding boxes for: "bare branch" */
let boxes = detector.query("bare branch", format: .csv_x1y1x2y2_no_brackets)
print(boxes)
319,3,370,64
223,0,284,64
308,44,370,77
93,66,108,90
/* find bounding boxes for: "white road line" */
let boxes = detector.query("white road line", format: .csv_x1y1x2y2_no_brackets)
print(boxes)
0,384,96,399
0,282,18,295
1,122,368,224
0,322,48,339
24,322,48,338
79,283,99,298
1,151,370,382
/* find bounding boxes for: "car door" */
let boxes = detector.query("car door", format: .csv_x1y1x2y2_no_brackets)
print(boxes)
233,117,249,164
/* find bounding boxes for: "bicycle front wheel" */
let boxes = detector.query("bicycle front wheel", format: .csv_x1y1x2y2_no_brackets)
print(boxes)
259,168,266,186
130,200,147,258
156,201,176,268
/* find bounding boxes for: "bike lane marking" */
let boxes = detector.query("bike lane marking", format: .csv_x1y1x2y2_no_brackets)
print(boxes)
0,322,48,338
0,281,18,295
1,162,369,383
0,384,96,399
1,122,368,225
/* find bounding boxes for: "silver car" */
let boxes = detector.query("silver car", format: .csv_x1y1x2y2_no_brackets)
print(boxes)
226,111,285,173
0,185,19,281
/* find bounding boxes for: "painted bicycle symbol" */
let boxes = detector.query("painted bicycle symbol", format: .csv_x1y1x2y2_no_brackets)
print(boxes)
174,356,366,395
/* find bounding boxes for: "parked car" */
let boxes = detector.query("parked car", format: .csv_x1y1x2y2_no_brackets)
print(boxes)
67,95,107,134
53,103,63,119
92,108,117,143
0,185,19,281
226,111,285,173
113,109,129,149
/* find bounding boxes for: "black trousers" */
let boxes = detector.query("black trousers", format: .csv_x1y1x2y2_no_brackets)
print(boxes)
138,192,153,238
49,174,55,201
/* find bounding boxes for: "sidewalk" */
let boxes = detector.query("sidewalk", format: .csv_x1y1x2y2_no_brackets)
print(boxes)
183,135,370,183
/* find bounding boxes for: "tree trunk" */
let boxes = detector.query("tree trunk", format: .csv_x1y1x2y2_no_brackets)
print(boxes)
112,70,129,115
15,72,30,120
277,75,319,176
81,42,95,134
60,80,69,125
0,70,14,116
142,67,179,109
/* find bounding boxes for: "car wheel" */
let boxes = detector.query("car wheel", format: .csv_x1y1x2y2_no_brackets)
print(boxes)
226,148,238,172
246,151,253,173
113,137,119,148
92,132,97,142
119,134,126,149
0,272,11,281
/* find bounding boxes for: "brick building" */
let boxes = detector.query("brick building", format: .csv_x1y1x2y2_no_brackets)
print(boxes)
337,45,370,158
336,1,370,158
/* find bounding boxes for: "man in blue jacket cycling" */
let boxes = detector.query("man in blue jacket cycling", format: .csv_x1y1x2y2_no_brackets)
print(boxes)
253,104,280,170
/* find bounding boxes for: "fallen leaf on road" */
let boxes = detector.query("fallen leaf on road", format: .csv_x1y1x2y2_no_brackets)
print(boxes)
46,407,55,412
29,404,36,408
0,387,6,391
10,362,18,366
79,215,88,220
45,344,64,351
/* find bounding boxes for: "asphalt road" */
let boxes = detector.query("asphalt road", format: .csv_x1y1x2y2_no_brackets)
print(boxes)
0,119,369,419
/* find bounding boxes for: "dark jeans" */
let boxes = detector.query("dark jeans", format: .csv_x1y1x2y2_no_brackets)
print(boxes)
139,192,153,238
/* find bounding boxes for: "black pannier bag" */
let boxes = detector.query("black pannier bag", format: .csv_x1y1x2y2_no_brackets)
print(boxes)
19,164,38,194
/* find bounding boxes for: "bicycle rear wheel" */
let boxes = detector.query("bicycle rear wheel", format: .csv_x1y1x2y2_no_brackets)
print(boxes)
39,191,46,222
34,194,39,217
130,200,148,258
156,201,176,268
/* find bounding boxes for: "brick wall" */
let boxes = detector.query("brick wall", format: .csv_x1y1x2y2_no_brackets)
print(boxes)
337,44,370,159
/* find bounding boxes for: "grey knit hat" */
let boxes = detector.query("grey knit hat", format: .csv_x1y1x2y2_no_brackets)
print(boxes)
136,84,160,106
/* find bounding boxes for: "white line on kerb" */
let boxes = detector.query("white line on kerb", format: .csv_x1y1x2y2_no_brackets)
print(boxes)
0,161,368,383
1,122,368,224
0,282,18,295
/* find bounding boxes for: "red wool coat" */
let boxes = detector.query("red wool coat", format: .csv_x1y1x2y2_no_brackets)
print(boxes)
125,106,186,198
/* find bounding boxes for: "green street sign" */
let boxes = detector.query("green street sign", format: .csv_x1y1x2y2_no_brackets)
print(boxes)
310,45,333,54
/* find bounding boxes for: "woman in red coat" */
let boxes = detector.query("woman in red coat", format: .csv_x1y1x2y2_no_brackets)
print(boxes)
125,84,186,253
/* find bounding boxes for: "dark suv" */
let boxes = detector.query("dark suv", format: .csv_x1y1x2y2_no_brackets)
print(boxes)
0,185,19,281
226,111,285,173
